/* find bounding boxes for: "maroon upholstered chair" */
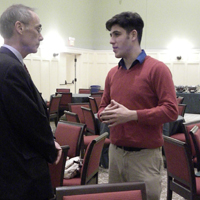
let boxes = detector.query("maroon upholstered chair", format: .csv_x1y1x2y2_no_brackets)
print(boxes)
90,92,103,97
68,103,90,124
81,106,99,135
170,120,200,172
48,94,62,126
55,92,72,117
56,182,147,200
81,106,110,150
188,125,200,174
63,132,109,186
183,120,200,172
54,121,86,159
81,106,100,148
79,88,91,94
49,145,70,190
176,96,184,104
56,88,70,93
92,95,102,108
178,104,187,117
64,110,80,123
163,135,200,200
89,97,99,114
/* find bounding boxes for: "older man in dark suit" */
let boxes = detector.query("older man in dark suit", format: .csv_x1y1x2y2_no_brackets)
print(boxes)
0,4,62,200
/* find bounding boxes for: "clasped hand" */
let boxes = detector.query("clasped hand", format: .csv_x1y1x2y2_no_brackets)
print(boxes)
99,100,138,127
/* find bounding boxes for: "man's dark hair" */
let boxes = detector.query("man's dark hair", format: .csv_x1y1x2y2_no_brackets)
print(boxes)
106,12,144,44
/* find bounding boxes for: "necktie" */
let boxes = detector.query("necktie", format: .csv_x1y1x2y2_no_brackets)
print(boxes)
24,64,30,76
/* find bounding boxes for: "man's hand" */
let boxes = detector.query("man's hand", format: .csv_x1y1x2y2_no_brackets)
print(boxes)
100,100,138,127
53,141,62,165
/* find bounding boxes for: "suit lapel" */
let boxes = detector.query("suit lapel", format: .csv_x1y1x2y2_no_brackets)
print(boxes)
0,46,49,117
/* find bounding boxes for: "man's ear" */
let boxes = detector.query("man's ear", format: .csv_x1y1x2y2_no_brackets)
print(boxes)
15,21,24,35
130,29,137,41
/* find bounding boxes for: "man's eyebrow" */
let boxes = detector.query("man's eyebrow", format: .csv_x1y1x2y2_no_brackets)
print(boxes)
110,30,121,35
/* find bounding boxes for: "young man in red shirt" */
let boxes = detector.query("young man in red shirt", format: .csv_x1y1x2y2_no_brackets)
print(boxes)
98,12,178,200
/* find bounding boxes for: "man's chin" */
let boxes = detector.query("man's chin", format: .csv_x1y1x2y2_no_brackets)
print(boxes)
114,54,121,58
32,48,38,53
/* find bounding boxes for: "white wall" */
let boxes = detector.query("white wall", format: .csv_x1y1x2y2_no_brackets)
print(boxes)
2,1,200,100
24,47,200,100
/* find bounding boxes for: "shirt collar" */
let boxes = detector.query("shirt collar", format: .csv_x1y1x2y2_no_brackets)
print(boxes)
118,49,146,69
3,44,24,66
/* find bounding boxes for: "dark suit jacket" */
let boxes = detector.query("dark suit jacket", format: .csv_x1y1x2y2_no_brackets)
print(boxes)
0,47,57,200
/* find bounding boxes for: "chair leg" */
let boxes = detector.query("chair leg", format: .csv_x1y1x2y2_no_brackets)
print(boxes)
96,173,98,184
55,116,58,126
167,178,173,200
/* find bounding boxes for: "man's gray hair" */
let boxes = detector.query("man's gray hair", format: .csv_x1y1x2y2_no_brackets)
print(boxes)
0,4,35,39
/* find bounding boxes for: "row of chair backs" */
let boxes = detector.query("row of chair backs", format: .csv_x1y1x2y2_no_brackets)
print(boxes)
79,88,91,94
78,88,104,95
56,88,70,93
67,102,100,135
56,182,147,200
56,92,72,110
65,104,110,150
163,135,200,199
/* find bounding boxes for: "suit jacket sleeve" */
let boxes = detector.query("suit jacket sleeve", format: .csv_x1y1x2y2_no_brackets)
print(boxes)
1,59,57,163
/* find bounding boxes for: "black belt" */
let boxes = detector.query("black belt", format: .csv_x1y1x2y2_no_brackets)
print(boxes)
117,145,146,152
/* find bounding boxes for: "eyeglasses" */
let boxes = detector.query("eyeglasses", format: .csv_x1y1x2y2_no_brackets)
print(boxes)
36,26,42,34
